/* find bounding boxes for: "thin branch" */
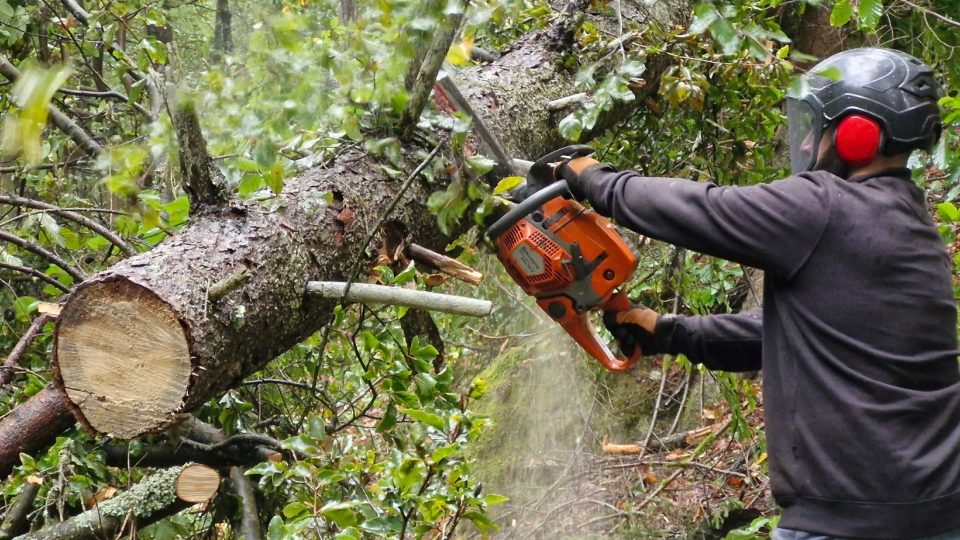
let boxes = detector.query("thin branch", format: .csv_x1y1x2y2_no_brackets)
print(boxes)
0,195,135,256
0,230,84,281
0,262,71,293
0,313,53,388
896,0,960,27
0,55,105,158
179,433,283,453
228,467,264,540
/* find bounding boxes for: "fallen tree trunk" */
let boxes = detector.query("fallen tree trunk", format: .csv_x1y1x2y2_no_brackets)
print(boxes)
13,464,220,540
39,9,680,441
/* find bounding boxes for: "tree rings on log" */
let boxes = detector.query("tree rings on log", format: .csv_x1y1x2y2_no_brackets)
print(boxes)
175,464,221,503
55,279,192,439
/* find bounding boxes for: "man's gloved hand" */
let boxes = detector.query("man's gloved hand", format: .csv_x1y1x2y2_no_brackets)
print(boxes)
603,306,660,358
558,155,601,184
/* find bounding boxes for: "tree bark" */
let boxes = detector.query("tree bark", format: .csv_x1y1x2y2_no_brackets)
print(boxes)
214,0,232,53
0,388,74,478
0,477,42,539
13,464,219,540
228,468,263,540
43,12,682,440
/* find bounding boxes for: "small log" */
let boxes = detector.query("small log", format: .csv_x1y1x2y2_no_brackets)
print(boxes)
13,464,220,540
175,464,221,503
0,388,74,478
0,476,42,539
305,281,492,317
406,243,482,285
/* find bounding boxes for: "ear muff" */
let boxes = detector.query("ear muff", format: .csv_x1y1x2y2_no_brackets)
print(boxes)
835,114,882,167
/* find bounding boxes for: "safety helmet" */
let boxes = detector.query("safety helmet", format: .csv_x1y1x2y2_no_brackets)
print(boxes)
786,48,941,174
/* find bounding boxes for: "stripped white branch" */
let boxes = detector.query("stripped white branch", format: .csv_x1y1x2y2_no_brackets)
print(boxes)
306,281,492,317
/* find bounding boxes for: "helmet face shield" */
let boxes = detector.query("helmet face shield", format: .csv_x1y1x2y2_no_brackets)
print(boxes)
786,97,821,174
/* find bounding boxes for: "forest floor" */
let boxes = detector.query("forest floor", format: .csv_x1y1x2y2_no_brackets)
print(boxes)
470,352,774,540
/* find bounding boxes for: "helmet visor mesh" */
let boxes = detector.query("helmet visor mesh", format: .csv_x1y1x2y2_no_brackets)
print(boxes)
787,98,820,174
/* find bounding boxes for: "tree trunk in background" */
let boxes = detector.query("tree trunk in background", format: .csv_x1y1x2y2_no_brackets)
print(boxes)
214,0,232,53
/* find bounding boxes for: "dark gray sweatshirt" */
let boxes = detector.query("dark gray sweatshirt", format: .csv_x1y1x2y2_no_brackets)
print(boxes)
569,165,960,538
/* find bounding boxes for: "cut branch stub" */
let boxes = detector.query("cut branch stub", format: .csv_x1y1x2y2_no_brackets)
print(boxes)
55,279,192,438
175,463,221,503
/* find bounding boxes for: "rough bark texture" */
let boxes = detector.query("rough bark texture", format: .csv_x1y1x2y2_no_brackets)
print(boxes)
13,464,217,540
50,13,683,439
173,101,228,207
0,388,73,478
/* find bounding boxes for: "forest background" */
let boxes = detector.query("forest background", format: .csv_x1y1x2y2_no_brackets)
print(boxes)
0,0,958,538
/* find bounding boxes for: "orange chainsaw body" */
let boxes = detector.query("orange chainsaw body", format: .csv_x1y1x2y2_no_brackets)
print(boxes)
494,193,641,372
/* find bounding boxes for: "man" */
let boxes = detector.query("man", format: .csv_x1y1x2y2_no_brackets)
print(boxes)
551,48,960,539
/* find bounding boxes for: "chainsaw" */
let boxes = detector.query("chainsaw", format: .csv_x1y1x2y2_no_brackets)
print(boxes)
486,146,642,372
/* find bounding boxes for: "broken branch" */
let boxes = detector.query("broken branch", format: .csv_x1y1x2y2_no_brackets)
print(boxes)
306,281,492,317
406,243,482,285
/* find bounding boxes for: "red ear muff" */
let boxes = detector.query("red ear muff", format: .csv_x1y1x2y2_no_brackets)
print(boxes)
835,114,882,167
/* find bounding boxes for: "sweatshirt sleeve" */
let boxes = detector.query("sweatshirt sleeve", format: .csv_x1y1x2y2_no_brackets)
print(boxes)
655,309,763,372
570,165,833,279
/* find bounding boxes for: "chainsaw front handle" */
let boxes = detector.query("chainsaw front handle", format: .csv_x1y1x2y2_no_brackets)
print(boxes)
559,292,643,373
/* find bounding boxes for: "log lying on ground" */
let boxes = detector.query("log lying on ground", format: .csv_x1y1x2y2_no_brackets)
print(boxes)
0,388,74,478
14,464,219,540
47,8,681,441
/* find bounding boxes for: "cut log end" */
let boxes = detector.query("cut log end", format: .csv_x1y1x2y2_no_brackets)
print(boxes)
176,464,221,503
55,279,192,439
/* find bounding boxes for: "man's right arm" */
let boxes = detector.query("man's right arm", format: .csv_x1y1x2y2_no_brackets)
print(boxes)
655,309,763,372
565,162,833,280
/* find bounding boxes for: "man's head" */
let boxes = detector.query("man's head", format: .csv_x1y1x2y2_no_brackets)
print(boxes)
786,48,942,177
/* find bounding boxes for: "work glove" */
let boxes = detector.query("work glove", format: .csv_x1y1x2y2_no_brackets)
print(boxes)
527,145,597,196
603,306,663,358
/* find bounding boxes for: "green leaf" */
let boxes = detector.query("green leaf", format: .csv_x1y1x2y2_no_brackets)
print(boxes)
377,402,398,432
399,407,446,430
465,155,496,175
321,501,360,527
830,0,853,26
464,511,498,533
709,16,740,55
359,517,403,535
858,0,883,29
493,176,524,195
483,494,509,506
937,202,960,222
558,114,583,142
393,458,426,494
430,443,459,464
1,63,74,165
689,3,719,34
283,502,309,519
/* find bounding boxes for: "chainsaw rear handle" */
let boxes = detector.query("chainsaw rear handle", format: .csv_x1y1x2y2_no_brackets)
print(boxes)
486,181,570,240
525,144,595,195
550,291,643,373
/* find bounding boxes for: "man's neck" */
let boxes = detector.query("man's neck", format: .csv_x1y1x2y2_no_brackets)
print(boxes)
849,154,910,177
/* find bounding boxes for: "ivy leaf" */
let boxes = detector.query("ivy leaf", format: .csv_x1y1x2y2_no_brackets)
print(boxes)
830,0,853,26
858,0,883,30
